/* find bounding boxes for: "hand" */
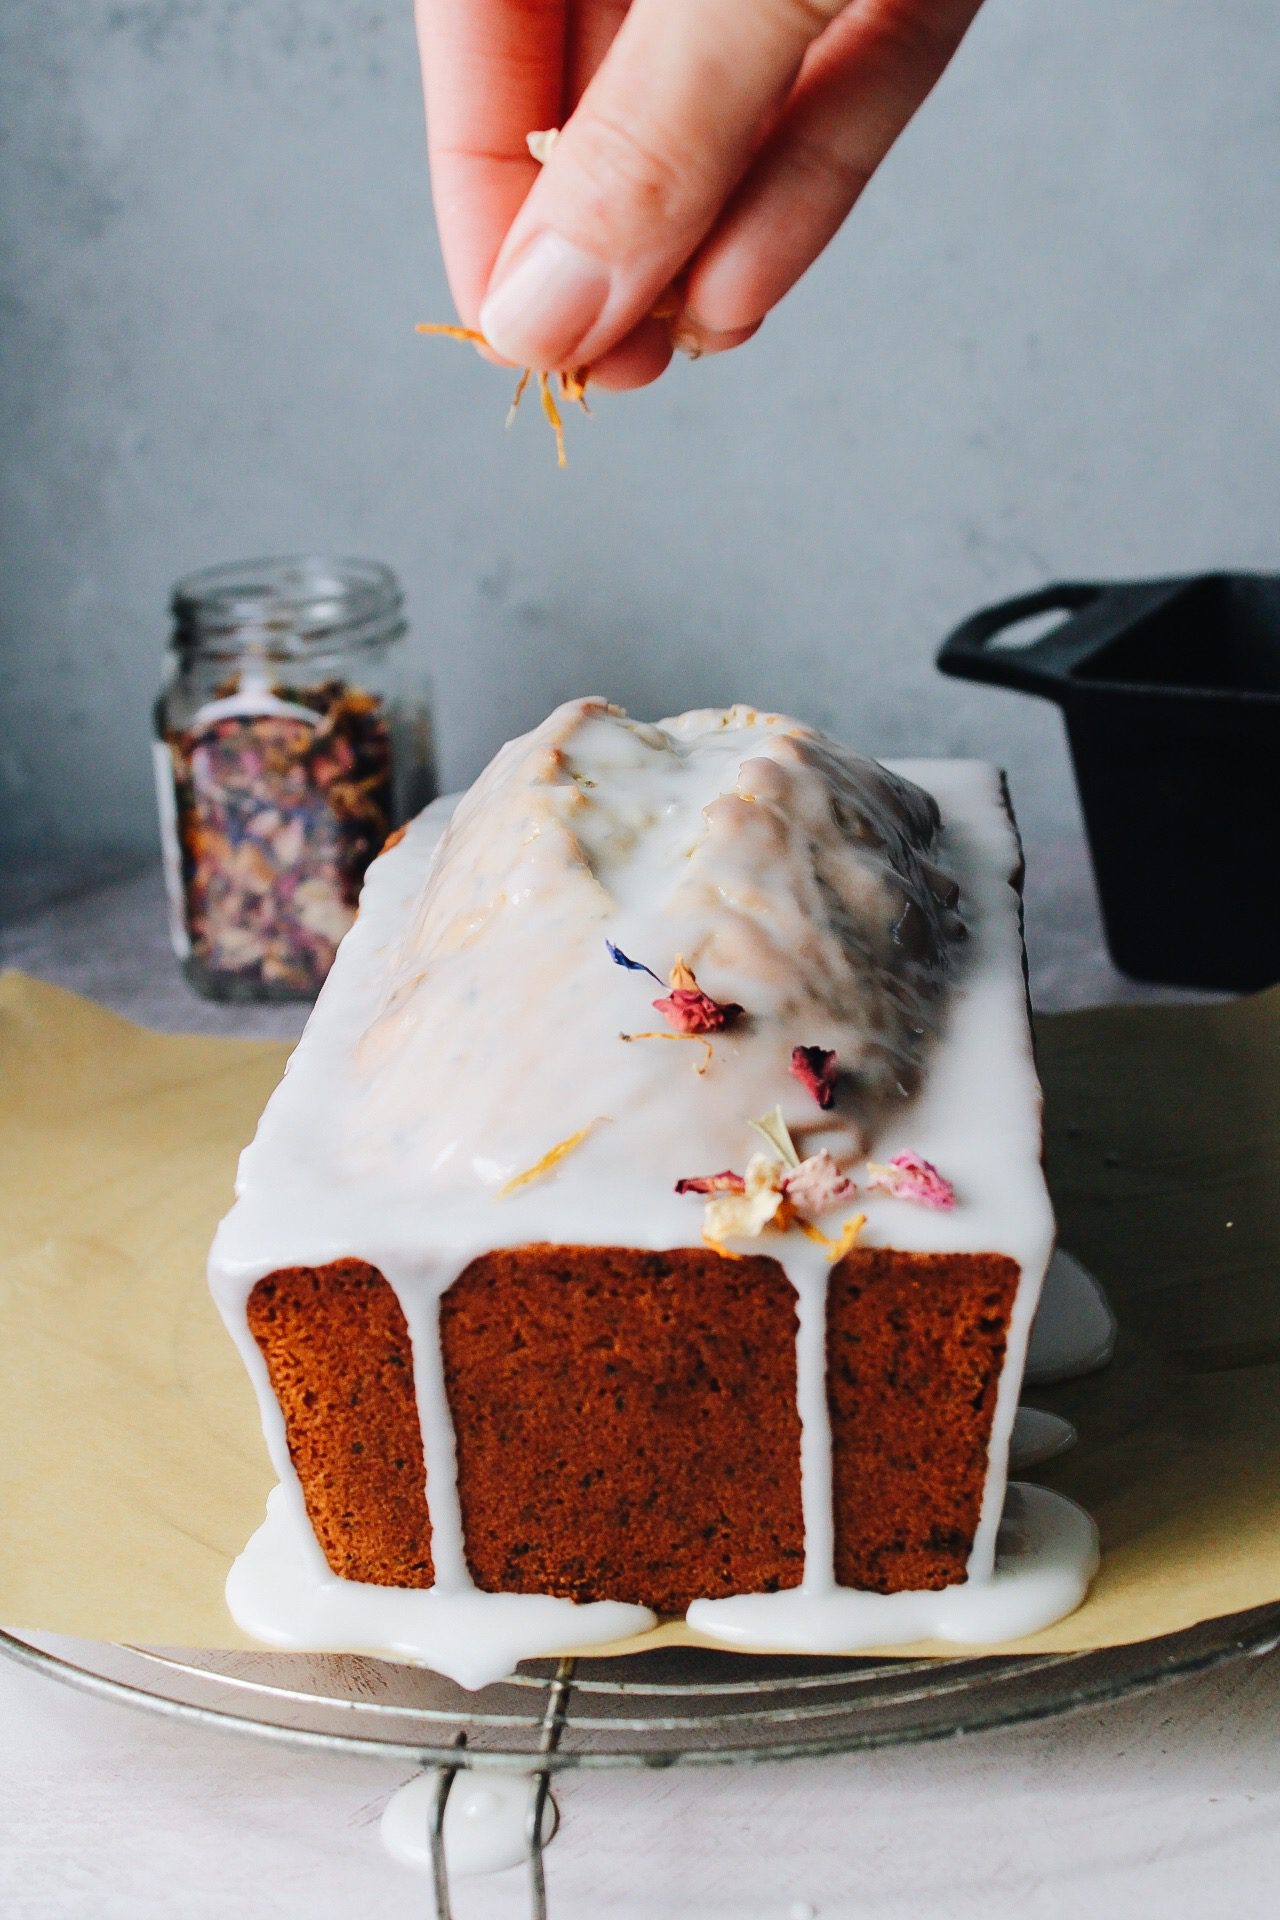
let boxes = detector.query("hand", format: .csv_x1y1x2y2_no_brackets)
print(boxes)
415,0,984,390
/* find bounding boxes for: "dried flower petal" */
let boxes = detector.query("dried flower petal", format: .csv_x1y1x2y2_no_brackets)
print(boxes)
652,955,743,1033
865,1152,956,1210
538,370,568,468
606,940,664,985
499,1118,604,1197
619,1030,713,1074
652,986,735,1033
825,1213,868,1263
702,1153,786,1242
675,1169,745,1196
505,367,532,428
783,1150,857,1216
701,1233,746,1261
560,367,591,412
749,1105,801,1169
790,1044,838,1109
415,322,488,344
526,127,559,164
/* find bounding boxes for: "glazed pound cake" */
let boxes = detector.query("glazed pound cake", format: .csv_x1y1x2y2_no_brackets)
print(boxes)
210,699,1097,1686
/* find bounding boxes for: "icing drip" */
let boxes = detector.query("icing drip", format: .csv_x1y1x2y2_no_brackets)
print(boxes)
211,705,1085,1688
1026,1250,1117,1384
1009,1405,1078,1470
380,1769,557,1879
687,1484,1098,1652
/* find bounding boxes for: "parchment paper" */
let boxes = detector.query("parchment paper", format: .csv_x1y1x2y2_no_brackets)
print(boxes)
2,969,1277,1657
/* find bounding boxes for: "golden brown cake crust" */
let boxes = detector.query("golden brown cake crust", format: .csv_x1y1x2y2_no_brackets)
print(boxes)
439,1245,806,1615
246,1260,434,1587
826,1248,1020,1592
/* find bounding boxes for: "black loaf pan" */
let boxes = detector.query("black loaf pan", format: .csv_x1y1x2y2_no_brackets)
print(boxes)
936,572,1280,992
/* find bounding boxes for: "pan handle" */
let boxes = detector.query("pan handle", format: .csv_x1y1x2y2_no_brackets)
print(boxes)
935,583,1111,698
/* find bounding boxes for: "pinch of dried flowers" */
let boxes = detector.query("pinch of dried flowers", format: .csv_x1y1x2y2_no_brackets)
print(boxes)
619,1029,713,1074
499,1118,605,1197
414,127,593,466
414,324,587,469
865,1151,956,1210
674,1169,746,1196
790,1044,838,1109
606,939,664,985
654,955,743,1034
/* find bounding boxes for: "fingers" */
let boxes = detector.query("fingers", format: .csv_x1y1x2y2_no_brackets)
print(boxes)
565,0,629,100
478,0,854,369
681,0,984,349
415,0,566,324
585,314,675,390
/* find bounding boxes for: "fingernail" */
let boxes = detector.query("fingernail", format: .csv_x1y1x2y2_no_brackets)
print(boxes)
479,232,611,367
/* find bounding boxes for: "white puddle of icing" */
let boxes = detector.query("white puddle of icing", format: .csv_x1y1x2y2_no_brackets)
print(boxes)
227,1486,653,1693
212,705,1088,1687
1009,1405,1078,1470
380,1769,556,1879
687,1483,1098,1652
1026,1250,1117,1384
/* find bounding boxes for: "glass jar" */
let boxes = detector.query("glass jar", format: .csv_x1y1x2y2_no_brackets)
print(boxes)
153,556,433,1002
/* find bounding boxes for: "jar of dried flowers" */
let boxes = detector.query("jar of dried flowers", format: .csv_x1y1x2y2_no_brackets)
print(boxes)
154,556,433,1001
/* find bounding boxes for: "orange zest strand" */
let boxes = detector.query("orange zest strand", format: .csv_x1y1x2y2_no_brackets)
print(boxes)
415,323,487,344
506,367,532,428
789,1210,867,1263
538,371,568,469
560,367,591,412
416,324,585,465
829,1213,868,1263
702,1232,746,1261
619,1029,714,1075
499,1118,604,1197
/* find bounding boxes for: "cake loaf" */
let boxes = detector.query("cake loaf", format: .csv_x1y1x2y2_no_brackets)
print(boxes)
210,700,1096,1686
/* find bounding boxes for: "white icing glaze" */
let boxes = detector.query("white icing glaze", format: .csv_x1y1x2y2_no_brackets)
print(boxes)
688,1484,1097,1650
1026,1250,1117,1384
379,1769,556,1878
211,702,1087,1686
228,1486,651,1690
1009,1405,1078,1470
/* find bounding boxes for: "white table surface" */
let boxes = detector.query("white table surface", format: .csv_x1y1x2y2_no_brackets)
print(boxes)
2,849,1278,1920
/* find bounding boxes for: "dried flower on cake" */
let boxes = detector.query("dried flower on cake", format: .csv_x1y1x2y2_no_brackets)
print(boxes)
790,1044,838,1109
749,1106,802,1169
865,1151,956,1210
619,1029,713,1074
653,956,743,1034
783,1150,857,1217
606,939,664,985
674,1169,746,1196
702,1154,787,1242
499,1118,605,1196
817,1213,867,1259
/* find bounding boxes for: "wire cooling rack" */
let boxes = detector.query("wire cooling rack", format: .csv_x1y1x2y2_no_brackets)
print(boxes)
5,1608,1280,1919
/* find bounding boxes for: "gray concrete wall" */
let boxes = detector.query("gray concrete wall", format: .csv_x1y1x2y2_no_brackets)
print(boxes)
2,0,1277,868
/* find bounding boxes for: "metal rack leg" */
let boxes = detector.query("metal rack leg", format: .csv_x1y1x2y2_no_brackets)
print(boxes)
526,1658,576,1920
425,1734,465,1920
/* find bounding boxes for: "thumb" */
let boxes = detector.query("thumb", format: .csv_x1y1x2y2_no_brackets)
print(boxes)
478,0,851,368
